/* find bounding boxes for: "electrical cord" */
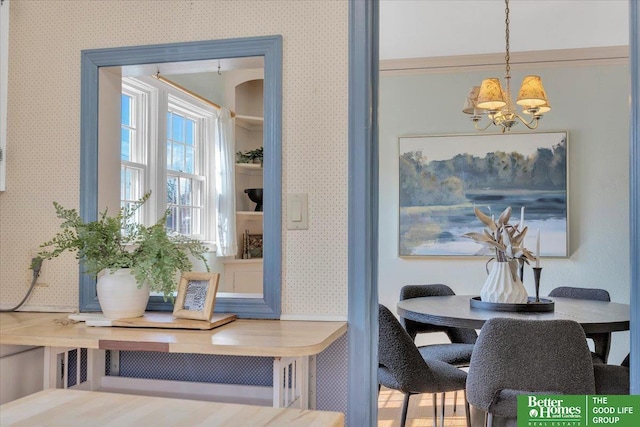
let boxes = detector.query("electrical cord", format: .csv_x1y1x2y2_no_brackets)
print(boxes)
0,257,43,312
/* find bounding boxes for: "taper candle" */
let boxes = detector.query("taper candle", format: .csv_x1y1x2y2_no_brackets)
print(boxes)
535,230,541,268
520,207,525,230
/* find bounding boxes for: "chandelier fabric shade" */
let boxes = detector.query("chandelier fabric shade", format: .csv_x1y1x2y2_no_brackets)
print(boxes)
517,75,549,107
476,78,507,110
463,0,551,132
462,86,482,115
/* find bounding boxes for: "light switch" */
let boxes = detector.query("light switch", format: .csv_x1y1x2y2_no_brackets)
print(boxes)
287,193,308,230
291,201,302,221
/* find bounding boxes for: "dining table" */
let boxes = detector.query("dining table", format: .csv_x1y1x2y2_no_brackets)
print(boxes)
397,295,630,363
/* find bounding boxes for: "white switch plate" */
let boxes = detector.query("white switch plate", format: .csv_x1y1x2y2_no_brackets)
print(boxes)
287,193,308,230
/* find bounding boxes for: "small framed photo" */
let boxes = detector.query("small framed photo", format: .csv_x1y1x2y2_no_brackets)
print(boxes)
173,272,220,321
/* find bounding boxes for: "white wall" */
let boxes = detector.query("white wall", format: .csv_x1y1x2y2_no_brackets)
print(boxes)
378,58,631,363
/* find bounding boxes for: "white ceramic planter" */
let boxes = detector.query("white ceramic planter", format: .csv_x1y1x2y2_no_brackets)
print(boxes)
480,261,528,304
96,268,150,319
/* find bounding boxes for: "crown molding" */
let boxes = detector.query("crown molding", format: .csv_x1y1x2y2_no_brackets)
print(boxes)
380,46,629,76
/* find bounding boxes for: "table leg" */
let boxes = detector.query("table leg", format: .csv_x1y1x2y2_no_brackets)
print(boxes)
43,347,104,391
44,346,79,389
43,346,64,389
87,349,105,390
272,355,316,409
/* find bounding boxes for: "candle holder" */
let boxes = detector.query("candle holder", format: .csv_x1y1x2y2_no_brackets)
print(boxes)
518,261,525,284
532,267,542,303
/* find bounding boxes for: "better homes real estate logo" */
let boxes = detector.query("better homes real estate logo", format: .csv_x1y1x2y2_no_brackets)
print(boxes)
518,395,640,427
523,396,583,425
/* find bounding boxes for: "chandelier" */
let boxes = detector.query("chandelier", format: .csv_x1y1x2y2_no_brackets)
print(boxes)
463,0,551,133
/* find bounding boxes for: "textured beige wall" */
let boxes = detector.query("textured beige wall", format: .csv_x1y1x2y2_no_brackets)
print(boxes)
0,0,348,317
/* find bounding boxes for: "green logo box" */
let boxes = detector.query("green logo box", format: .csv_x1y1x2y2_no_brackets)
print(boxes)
517,395,640,427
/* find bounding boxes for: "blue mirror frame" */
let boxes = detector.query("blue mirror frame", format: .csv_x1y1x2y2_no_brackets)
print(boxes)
79,36,282,318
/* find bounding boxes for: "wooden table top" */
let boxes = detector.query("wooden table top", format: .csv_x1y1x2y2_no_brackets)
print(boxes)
0,389,345,427
0,312,347,357
397,295,630,334
0,312,68,332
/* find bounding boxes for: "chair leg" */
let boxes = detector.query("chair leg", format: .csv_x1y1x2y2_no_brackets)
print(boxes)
463,391,471,427
400,393,411,427
453,390,457,412
487,412,494,427
440,392,445,427
483,411,489,427
432,393,438,427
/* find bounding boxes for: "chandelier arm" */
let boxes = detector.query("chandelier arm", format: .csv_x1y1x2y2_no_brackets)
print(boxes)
472,118,497,132
515,113,541,130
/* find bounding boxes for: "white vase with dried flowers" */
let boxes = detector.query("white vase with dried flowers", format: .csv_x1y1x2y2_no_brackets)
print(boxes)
464,206,537,303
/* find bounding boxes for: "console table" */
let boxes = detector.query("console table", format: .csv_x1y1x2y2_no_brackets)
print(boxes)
0,389,344,426
0,312,347,410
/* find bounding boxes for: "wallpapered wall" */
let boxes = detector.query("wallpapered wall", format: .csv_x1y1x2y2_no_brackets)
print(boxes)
0,0,349,318
378,61,631,364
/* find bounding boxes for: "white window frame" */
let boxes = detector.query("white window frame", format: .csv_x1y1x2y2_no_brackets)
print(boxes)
121,76,216,242
121,78,153,224
166,98,205,238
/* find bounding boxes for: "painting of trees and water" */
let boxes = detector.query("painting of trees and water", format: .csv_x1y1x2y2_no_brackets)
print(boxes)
399,132,567,256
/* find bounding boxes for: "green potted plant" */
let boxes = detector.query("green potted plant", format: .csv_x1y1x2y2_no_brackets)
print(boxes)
236,147,263,166
36,193,209,319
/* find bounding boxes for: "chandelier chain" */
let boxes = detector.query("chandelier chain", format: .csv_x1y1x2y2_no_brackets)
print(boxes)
504,0,510,79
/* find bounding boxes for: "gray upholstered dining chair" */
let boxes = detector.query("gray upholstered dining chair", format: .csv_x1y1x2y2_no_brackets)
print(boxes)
548,286,611,363
593,352,631,394
400,284,478,346
594,363,630,394
466,318,596,427
378,304,471,427
399,284,477,415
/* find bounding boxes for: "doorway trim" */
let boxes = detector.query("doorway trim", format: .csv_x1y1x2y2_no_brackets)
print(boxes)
347,0,379,425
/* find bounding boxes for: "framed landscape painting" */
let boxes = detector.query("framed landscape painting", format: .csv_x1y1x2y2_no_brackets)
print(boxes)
398,132,568,257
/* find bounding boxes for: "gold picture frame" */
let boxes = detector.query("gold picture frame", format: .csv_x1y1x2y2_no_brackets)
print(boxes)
173,272,220,321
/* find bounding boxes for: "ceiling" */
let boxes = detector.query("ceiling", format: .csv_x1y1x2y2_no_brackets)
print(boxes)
121,1,630,76
380,0,629,60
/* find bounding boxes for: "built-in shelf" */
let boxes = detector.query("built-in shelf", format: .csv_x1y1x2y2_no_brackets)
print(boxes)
235,162,262,170
236,211,263,219
235,114,263,130
232,75,264,273
222,258,263,265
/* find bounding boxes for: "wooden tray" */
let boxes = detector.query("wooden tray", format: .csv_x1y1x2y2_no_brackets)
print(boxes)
470,296,555,312
69,312,237,330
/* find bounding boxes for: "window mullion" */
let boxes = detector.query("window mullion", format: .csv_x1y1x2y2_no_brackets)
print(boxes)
153,90,167,225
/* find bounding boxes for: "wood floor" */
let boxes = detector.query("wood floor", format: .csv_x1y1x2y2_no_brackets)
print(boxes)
378,387,470,427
